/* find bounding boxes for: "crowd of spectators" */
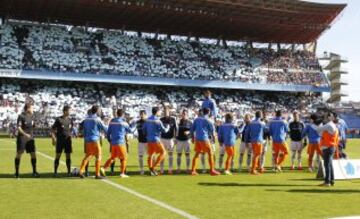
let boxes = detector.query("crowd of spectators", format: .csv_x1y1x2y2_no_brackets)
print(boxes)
0,22,327,86
0,79,325,131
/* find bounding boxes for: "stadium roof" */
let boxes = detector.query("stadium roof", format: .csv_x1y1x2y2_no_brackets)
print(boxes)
0,0,346,43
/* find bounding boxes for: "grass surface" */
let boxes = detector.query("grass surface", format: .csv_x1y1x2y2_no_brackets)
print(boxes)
0,137,359,219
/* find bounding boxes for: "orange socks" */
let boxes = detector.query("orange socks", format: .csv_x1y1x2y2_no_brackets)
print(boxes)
225,157,233,171
308,153,314,168
208,153,215,171
191,157,198,171
120,159,127,174
80,158,89,174
147,155,153,169
153,153,165,169
95,160,101,176
104,158,114,170
277,154,286,166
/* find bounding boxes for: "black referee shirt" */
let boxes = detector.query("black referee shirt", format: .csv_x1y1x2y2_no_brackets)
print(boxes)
176,119,192,141
52,116,72,140
17,112,34,138
160,116,177,139
136,119,147,143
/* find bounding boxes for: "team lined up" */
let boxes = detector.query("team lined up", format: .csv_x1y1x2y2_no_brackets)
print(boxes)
14,92,347,186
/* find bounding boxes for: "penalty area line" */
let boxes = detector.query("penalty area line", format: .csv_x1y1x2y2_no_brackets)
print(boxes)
0,139,199,219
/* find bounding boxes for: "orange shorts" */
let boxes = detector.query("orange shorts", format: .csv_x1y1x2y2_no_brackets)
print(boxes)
195,140,212,154
272,142,289,155
225,146,235,156
252,142,263,155
147,142,165,155
85,141,101,156
307,143,321,155
110,145,127,159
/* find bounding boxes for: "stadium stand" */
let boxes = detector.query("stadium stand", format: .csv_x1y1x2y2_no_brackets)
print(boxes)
0,0,346,136
0,79,324,132
0,22,327,86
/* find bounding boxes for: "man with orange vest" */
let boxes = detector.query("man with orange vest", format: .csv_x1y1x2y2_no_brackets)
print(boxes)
316,112,339,187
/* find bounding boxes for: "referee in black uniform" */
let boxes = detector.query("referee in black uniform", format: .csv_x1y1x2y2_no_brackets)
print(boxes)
15,103,39,178
51,105,73,177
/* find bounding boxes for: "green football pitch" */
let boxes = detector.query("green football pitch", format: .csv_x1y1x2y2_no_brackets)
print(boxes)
0,137,360,219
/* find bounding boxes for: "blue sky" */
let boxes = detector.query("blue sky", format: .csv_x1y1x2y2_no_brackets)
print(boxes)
313,0,360,101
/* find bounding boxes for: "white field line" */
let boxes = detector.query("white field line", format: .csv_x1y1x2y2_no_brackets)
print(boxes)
329,217,360,219
0,139,199,219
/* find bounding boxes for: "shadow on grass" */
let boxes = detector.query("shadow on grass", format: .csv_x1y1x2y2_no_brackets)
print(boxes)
0,172,80,179
0,170,194,179
0,171,146,179
198,182,311,187
267,189,360,194
289,178,322,181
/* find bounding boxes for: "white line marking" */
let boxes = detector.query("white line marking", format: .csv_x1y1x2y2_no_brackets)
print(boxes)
101,179,198,219
329,217,360,219
0,139,198,219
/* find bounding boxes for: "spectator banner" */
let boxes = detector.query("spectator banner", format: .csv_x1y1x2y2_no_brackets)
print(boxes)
0,69,21,77
317,159,360,180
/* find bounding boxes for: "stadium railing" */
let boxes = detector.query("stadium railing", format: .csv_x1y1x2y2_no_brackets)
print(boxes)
2,69,331,93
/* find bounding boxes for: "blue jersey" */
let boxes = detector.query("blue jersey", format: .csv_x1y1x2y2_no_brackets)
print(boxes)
143,115,169,143
302,123,321,144
82,114,107,143
269,117,289,143
190,116,215,141
218,123,239,146
201,98,218,118
106,117,135,145
249,118,265,143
